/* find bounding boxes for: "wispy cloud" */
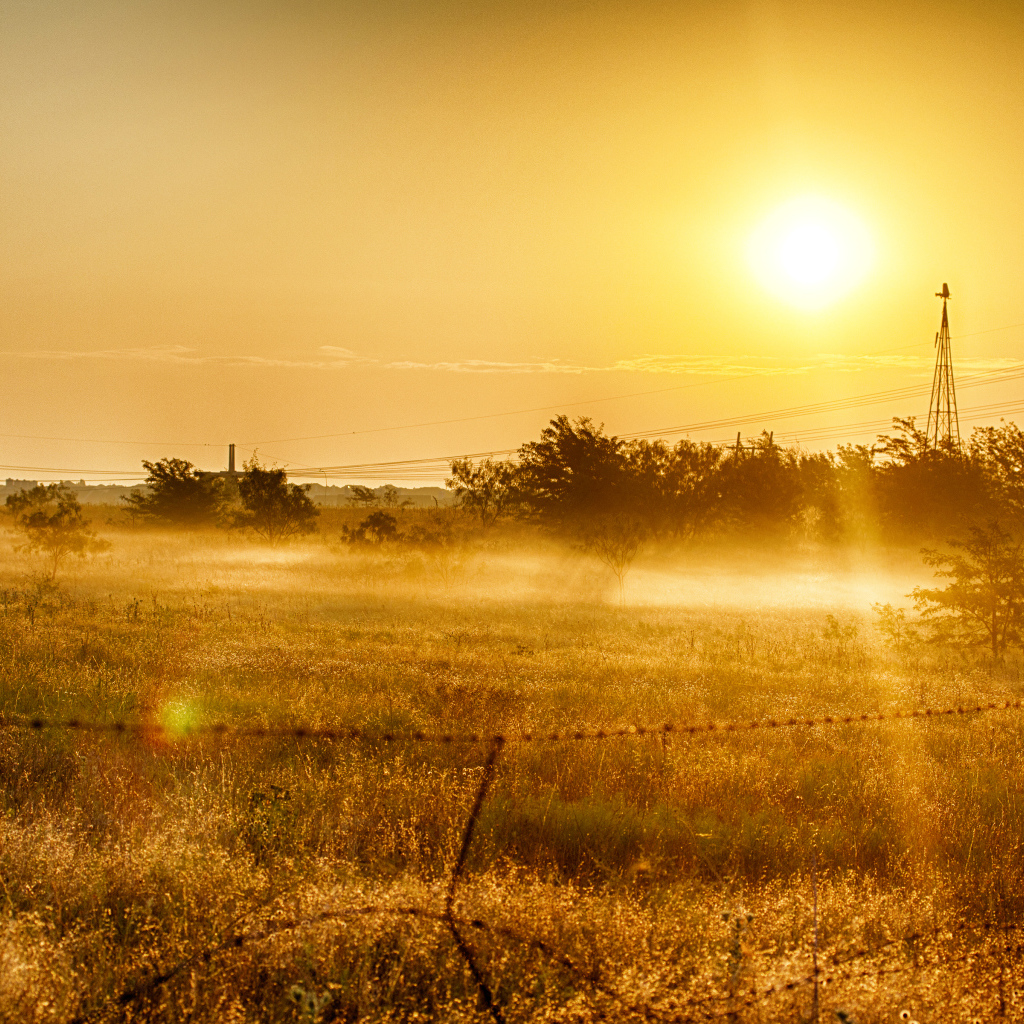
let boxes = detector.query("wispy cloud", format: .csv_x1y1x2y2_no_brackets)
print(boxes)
385,358,592,374
385,354,814,375
0,345,370,369
607,354,811,375
816,353,1021,375
5,345,1014,379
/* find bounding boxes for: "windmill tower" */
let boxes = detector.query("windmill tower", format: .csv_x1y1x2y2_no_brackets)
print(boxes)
926,283,960,450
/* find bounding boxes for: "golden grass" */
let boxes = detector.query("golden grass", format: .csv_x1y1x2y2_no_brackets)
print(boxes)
1,518,1022,1022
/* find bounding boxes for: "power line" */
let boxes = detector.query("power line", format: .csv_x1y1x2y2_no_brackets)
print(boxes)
954,319,1024,338
280,365,1024,479
4,320,1024,482
242,325,1024,447
0,464,147,478
0,324,1021,458
5,387,1022,485
242,371,765,446
717,397,1024,448
619,361,1024,442
0,434,226,447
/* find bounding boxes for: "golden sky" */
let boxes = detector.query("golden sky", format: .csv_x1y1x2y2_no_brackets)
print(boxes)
2,0,1023,482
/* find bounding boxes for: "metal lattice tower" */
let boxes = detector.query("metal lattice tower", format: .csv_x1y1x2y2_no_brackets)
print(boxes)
926,282,960,450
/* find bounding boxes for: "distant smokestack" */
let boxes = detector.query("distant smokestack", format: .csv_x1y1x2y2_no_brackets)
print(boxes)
228,443,235,473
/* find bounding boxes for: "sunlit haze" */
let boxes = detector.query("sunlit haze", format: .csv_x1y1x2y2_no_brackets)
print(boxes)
2,1,1023,484
747,196,875,310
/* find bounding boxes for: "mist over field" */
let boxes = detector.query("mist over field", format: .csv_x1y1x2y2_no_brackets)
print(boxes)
2,500,1023,1022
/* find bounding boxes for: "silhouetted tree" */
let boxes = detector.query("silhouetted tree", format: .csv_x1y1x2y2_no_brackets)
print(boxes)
122,458,224,527
912,521,1024,659
516,416,630,532
232,457,319,542
717,432,802,534
446,411,1024,548
582,514,648,604
380,485,412,509
832,443,879,545
446,457,520,527
796,450,842,541
655,439,724,538
970,420,1024,528
874,418,987,540
616,438,722,539
341,510,400,545
347,485,379,508
6,484,107,579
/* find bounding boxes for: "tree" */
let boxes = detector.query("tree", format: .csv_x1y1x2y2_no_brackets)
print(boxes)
232,457,319,542
122,458,224,527
628,438,723,539
717,432,803,535
584,437,724,540
6,484,107,579
582,515,648,604
832,443,878,546
871,602,919,653
516,416,629,532
911,521,1024,659
380,485,413,509
446,458,519,527
874,418,987,540
969,420,1024,527
347,485,379,508
341,510,400,545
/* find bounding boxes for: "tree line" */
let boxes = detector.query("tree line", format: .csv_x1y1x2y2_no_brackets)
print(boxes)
446,414,1024,545
448,414,1024,646
118,456,320,540
3,456,319,577
6,416,1024,657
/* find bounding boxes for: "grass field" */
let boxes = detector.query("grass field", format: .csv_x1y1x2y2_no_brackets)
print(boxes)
2,514,1023,1023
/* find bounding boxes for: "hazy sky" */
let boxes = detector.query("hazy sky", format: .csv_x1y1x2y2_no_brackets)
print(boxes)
2,0,1023,482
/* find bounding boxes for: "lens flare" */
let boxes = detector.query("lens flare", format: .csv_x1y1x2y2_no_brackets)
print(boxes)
161,700,202,738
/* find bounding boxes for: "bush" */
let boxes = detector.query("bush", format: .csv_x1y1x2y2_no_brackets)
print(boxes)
231,457,319,542
5,484,107,579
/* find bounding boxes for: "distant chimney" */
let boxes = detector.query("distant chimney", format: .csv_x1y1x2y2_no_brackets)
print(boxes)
228,443,236,473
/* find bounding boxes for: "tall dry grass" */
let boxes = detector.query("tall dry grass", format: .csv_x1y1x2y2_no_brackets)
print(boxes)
0,518,1022,1021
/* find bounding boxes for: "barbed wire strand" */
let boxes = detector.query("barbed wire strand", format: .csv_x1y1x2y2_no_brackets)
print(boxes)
665,916,1024,1016
683,940,1024,1023
67,906,465,1024
64,742,511,1024
60,873,1021,1023
44,698,1024,1023
5,697,1023,747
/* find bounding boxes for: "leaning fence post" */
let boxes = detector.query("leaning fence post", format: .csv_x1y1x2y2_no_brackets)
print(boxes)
445,737,506,1024
811,851,820,1024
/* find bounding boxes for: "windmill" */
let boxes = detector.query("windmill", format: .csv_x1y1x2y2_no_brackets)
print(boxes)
926,283,960,450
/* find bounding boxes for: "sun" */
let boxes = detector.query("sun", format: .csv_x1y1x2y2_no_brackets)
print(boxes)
746,196,874,310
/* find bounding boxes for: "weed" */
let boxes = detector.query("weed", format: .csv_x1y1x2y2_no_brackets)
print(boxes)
0,526,1022,1020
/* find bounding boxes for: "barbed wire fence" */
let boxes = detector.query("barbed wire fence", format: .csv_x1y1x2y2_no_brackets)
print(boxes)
4,697,1024,1023
5,696,1022,743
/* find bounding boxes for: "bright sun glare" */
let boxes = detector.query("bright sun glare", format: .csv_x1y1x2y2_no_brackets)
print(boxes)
747,196,874,310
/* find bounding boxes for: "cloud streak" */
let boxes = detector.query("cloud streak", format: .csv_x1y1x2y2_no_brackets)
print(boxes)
815,353,1021,375
0,345,369,369
386,354,816,375
3,345,1016,379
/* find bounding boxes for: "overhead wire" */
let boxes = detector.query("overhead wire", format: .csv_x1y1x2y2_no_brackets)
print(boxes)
280,361,1024,478
240,323,1024,447
2,318,1024,482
